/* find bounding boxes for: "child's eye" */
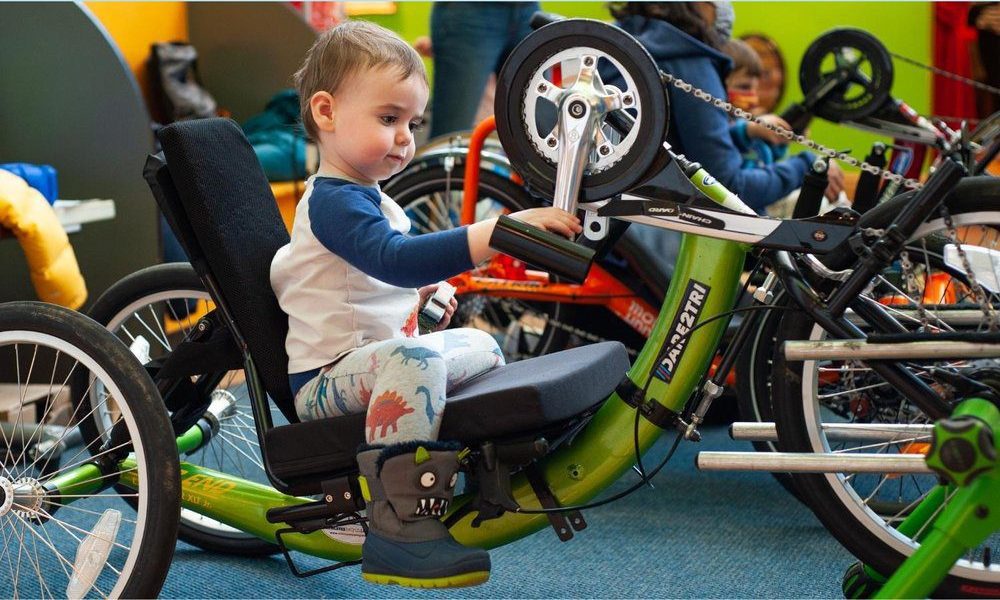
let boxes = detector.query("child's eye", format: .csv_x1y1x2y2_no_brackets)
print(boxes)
409,120,426,132
380,115,398,125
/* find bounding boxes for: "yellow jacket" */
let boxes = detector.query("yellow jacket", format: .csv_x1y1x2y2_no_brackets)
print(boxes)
0,170,87,309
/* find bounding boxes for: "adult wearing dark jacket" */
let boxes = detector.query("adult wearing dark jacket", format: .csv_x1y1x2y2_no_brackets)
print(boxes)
605,2,841,285
611,3,833,212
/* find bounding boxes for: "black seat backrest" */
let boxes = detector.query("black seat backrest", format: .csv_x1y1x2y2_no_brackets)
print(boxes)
151,118,297,422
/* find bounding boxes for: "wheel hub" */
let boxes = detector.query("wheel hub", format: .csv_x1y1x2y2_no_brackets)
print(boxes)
0,476,45,520
0,477,13,517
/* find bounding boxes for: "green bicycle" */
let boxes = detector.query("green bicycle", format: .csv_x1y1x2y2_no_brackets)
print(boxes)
7,19,1000,598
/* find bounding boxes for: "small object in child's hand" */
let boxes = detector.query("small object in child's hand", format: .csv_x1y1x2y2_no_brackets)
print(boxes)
419,282,456,331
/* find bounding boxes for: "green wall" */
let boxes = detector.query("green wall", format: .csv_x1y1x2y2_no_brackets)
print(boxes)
360,1,932,169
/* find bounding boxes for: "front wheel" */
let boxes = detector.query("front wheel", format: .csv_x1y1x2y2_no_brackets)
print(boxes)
0,301,179,598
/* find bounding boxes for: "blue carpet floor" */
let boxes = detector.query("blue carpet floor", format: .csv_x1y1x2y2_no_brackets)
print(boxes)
160,425,853,598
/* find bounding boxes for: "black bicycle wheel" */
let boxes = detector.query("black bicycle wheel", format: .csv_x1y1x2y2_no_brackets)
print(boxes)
495,18,669,201
0,301,180,598
733,290,805,502
385,163,582,360
82,263,281,557
799,28,893,123
772,177,1000,596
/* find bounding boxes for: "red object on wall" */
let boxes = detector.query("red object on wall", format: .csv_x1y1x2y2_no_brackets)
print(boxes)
933,2,979,122
288,2,344,32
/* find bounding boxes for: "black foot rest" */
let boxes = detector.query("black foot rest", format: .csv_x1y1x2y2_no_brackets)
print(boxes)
265,342,629,489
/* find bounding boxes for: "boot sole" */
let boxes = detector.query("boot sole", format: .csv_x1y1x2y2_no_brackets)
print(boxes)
362,570,490,588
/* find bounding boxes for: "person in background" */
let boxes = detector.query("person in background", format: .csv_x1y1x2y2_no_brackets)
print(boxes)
970,2,1000,117
603,2,844,286
608,1,844,211
723,38,793,172
427,1,540,138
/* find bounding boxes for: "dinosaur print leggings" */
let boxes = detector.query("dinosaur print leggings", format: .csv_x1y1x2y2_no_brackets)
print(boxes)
294,328,504,443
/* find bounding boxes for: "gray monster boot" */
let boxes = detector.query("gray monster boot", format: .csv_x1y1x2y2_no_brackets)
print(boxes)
356,443,491,588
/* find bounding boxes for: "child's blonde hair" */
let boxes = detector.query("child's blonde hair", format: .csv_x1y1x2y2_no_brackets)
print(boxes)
294,20,428,141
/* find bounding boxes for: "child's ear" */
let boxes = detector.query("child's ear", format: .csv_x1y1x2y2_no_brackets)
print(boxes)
309,91,336,133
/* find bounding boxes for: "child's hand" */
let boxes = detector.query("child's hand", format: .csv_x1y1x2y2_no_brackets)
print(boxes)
746,114,792,146
417,283,457,331
508,207,582,239
466,207,582,264
824,161,846,202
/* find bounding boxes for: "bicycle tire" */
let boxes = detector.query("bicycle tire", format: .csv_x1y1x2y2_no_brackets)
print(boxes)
84,263,281,557
772,177,1000,597
0,301,180,598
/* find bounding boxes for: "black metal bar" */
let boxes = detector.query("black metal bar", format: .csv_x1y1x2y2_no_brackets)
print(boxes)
771,251,950,420
826,159,966,317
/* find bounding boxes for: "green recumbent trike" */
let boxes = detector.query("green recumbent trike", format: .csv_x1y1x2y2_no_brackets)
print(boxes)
4,18,1000,598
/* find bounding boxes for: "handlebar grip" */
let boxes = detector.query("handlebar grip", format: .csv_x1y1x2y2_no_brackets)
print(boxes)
489,215,595,284
852,143,888,214
530,11,564,30
792,159,828,219
779,103,813,136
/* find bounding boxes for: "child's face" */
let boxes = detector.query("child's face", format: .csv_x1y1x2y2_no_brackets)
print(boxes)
312,67,428,184
726,69,760,111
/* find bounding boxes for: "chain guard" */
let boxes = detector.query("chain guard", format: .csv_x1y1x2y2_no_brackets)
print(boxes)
495,19,668,201
800,28,893,123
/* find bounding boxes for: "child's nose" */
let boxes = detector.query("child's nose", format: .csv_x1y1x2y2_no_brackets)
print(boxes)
396,126,412,146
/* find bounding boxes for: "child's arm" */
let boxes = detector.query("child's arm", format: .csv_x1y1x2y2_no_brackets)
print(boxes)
311,183,474,287
310,184,580,287
745,114,793,146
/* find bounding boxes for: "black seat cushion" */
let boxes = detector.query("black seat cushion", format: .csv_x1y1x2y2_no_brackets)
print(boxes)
155,119,297,422
265,341,629,484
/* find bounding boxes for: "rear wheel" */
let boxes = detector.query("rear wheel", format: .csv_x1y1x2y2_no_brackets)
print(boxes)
773,179,1000,596
84,263,280,556
0,301,179,598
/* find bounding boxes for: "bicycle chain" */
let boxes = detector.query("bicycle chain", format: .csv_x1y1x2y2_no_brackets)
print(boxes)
889,51,1000,97
493,297,641,358
658,72,925,190
939,205,1000,331
898,249,934,332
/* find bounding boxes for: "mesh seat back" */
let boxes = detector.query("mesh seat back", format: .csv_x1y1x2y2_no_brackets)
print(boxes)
155,118,296,422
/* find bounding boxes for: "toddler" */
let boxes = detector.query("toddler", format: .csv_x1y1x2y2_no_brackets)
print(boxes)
270,20,580,588
723,38,790,169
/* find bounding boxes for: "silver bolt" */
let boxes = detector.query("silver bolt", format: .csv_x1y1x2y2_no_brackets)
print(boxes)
537,82,548,93
599,145,611,156
344,491,352,500
623,94,634,106
547,137,558,148
325,494,334,503
583,56,594,67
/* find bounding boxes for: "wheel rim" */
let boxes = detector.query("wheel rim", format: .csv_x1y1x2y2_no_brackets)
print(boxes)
0,331,150,598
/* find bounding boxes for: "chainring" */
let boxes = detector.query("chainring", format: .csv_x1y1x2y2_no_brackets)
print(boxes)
800,28,894,123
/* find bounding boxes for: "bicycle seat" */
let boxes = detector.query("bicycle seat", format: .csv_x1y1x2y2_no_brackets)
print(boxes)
266,341,629,484
151,118,630,494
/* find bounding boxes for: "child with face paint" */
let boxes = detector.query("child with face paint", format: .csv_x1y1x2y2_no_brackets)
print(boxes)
723,38,791,169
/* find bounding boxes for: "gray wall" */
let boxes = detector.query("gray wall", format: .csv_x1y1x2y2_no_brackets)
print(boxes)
0,2,159,307
189,3,317,123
